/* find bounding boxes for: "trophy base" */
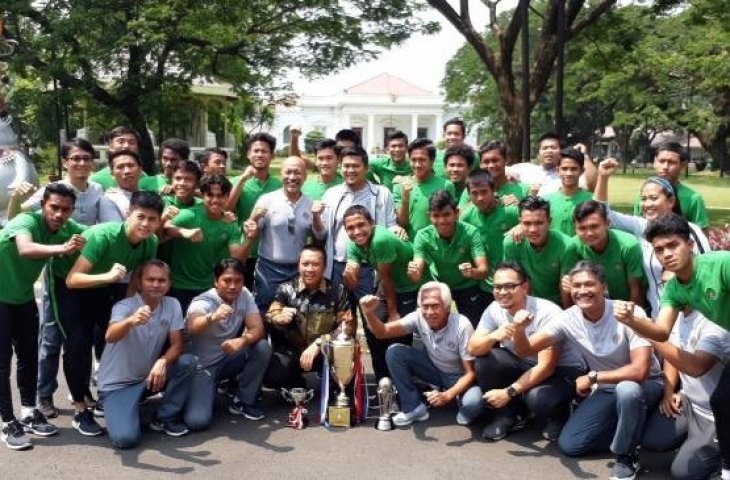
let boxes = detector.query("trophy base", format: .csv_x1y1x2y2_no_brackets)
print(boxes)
328,406,351,428
375,416,394,431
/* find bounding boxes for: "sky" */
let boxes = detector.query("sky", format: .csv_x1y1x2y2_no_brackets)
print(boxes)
289,2,515,97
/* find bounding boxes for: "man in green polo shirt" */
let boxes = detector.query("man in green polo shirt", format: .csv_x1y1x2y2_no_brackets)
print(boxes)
163,160,203,211
444,143,474,200
301,138,343,200
460,170,519,301
226,132,283,288
394,138,455,240
410,191,488,327
458,140,530,208
142,138,190,194
368,130,412,191
344,205,419,380
545,148,593,236
57,191,162,437
561,200,645,307
503,196,570,306
164,174,245,313
433,118,479,178
0,183,85,450
90,126,150,191
632,141,709,229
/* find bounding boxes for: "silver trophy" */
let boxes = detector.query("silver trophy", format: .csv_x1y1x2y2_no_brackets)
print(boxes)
281,387,315,430
376,377,397,431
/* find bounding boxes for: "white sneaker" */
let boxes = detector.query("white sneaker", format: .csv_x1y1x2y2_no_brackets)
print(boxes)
393,403,429,427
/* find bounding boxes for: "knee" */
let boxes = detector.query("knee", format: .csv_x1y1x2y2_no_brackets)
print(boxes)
473,353,497,380
110,429,141,450
385,343,409,366
175,353,195,372
615,381,642,405
557,434,585,458
251,339,272,360
184,410,213,432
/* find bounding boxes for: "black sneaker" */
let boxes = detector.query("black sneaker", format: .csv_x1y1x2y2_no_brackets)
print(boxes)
149,418,189,437
72,410,104,437
228,401,265,421
1,420,33,450
541,417,565,442
20,409,59,437
610,453,639,480
481,414,526,441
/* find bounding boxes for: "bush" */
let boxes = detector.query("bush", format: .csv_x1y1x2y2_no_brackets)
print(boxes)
708,225,730,251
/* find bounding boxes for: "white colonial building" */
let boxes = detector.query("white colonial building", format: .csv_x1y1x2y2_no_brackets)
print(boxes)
271,73,474,154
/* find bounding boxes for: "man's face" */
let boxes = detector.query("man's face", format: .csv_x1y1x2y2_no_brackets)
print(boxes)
558,157,581,189
108,134,139,154
654,150,684,183
651,234,694,273
41,194,75,233
420,289,449,330
538,138,561,170
203,184,227,217
62,147,94,180
480,149,506,180
281,159,305,196
493,269,528,312
443,124,464,147
468,183,496,214
410,148,433,181
171,170,198,200
575,212,609,250
341,155,367,188
344,213,374,247
299,250,325,288
111,155,142,191
445,156,470,184
126,207,161,243
429,206,457,238
387,138,407,163
139,265,171,300
520,209,550,247
160,148,182,178
316,147,339,178
570,271,605,312
204,153,227,176
248,141,273,171
214,268,244,304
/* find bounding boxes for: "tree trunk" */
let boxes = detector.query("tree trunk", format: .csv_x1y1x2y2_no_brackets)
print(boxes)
121,105,156,174
696,123,730,175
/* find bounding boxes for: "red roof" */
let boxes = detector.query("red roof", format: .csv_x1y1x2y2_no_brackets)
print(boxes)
343,73,431,96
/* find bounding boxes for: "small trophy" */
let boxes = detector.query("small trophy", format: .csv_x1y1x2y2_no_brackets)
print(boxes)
376,377,397,431
281,387,314,430
321,331,356,428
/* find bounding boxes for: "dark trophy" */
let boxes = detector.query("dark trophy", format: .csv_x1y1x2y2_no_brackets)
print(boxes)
281,387,315,430
376,377,396,431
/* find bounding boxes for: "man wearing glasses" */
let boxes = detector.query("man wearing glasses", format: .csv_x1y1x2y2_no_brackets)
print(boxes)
467,262,586,442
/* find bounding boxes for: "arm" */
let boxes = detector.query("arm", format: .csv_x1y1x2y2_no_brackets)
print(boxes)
467,325,512,356
221,311,266,355
581,149,598,193
651,339,720,378
628,277,646,308
376,263,400,322
358,295,410,339
407,258,425,283
66,256,127,289
484,347,559,408
7,182,36,220
466,256,488,281
590,346,653,385
617,304,678,342
224,167,255,212
147,329,185,392
394,183,411,229
105,305,151,343
511,321,557,358
187,303,233,335
15,232,85,260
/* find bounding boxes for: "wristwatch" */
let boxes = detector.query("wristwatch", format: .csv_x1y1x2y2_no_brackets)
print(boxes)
588,370,599,385
506,384,520,398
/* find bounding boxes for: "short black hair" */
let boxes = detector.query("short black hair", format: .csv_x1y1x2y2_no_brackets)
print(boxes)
408,138,436,162
654,140,689,163
214,258,246,279
173,159,203,181
199,147,228,167
42,182,77,205
443,118,466,136
494,261,530,283
314,138,339,156
568,260,607,284
537,132,564,148
343,204,374,224
645,213,692,243
61,138,95,159
160,138,190,160
428,190,457,212
466,170,495,192
386,130,408,145
300,245,327,263
108,149,142,168
129,191,164,215
573,200,608,223
335,129,362,147
479,140,508,160
200,174,233,195
444,143,475,166
247,132,276,153
105,126,139,144
340,146,369,166
518,195,551,217
559,148,585,170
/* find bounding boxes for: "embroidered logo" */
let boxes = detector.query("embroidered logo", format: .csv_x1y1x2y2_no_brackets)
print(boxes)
706,288,718,301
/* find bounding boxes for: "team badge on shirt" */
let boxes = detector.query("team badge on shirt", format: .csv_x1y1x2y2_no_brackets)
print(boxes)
705,288,717,301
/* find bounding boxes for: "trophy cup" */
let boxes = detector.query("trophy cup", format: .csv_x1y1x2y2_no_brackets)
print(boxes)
321,331,356,428
281,387,314,430
375,377,397,431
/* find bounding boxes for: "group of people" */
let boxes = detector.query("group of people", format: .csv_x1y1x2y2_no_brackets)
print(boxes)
0,119,728,480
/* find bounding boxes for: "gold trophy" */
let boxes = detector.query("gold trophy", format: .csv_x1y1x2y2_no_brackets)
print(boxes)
321,331,356,428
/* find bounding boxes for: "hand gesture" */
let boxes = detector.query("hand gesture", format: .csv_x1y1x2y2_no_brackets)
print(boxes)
290,125,302,137
343,263,359,290
299,343,320,371
162,206,179,223
133,305,152,326
400,177,414,195
575,374,593,397
222,211,237,224
598,158,619,177
275,307,297,326
506,224,525,243
10,181,36,201
392,225,409,241
160,184,174,196
146,358,167,392
529,183,541,196
494,324,515,342
62,234,86,255
242,165,257,180
212,304,234,323
106,263,127,283
243,219,259,240
182,228,204,243
613,300,635,326
424,389,452,408
560,275,572,297
501,194,519,206
483,389,511,409
221,338,243,355
251,206,268,222
659,392,682,418
458,262,474,279
512,309,534,329
359,295,380,313
311,200,325,217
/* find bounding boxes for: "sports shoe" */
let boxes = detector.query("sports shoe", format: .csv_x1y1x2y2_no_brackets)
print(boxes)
1,420,33,450
93,402,104,418
392,403,430,427
541,417,565,441
610,453,639,480
149,418,189,437
72,410,104,437
481,414,526,441
38,398,59,419
20,409,59,436
228,401,265,421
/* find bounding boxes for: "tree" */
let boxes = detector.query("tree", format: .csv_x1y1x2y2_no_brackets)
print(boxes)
304,129,325,154
4,1,437,172
429,0,618,161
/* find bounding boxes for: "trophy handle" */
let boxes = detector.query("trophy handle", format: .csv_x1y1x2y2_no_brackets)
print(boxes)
280,388,293,402
304,389,315,402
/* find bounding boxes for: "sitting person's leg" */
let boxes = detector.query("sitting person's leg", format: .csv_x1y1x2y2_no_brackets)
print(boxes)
154,353,196,432
100,382,147,449
385,343,442,425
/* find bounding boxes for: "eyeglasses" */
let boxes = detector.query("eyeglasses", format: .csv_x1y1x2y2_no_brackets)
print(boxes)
493,282,523,293
287,211,296,234
67,156,94,163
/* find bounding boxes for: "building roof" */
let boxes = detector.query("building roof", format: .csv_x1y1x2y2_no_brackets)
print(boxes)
343,73,431,96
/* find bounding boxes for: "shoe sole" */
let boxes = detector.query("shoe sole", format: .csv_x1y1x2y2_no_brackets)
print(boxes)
72,421,104,437
228,406,265,421
149,423,189,437
22,425,59,437
609,464,639,480
482,418,528,441
1,436,33,451
393,412,430,427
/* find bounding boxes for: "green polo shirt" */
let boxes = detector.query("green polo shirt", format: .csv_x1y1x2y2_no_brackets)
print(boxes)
459,203,519,291
503,229,570,305
139,174,169,193
393,174,455,239
433,150,479,179
458,181,530,208
163,195,202,210
301,174,343,201
347,225,419,293
90,166,150,191
413,221,486,291
632,182,709,229
0,213,85,304
661,252,730,331
168,204,242,290
562,229,645,301
545,188,593,236
368,157,412,192
231,174,283,258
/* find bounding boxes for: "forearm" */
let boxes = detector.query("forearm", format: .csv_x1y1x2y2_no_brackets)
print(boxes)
105,318,136,343
626,315,672,342
241,325,265,346
467,332,501,356
514,362,556,392
362,310,389,339
444,370,476,399
380,275,399,317
593,174,609,202
651,341,714,377
6,196,23,220
66,272,113,289
17,242,66,259
187,314,211,335
512,327,538,358
225,178,245,211
594,363,649,385
396,199,410,229
161,338,183,364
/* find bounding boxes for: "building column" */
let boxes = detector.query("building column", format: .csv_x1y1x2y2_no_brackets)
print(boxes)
435,113,443,142
367,114,375,153
411,114,419,141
